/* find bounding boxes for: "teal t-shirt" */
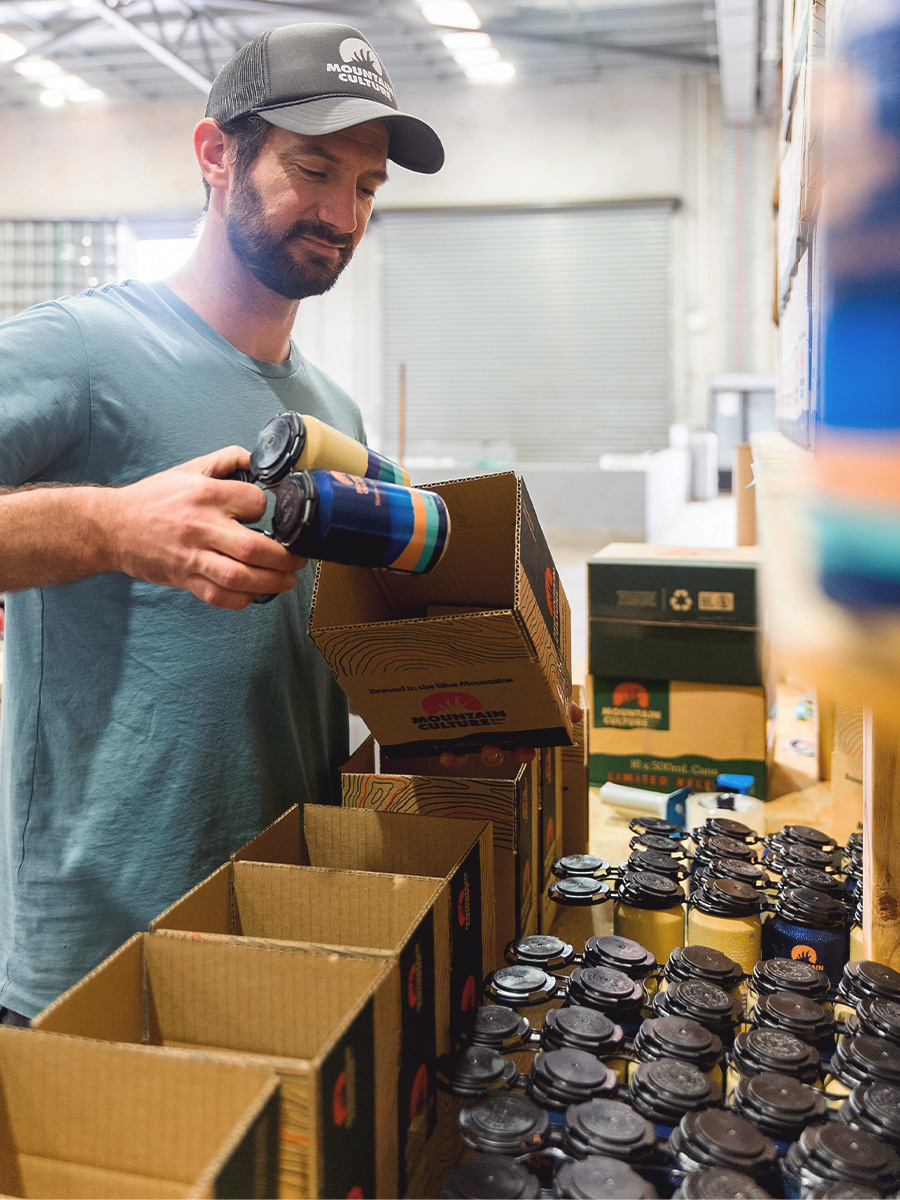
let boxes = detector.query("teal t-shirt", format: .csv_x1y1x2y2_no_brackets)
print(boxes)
0,280,361,1017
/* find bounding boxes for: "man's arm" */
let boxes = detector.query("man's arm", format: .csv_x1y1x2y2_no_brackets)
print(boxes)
0,446,307,610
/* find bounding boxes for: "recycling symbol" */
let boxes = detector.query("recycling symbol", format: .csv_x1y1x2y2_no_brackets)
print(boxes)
670,589,693,612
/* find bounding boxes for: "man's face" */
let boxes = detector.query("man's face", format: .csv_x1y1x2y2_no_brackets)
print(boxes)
224,121,389,300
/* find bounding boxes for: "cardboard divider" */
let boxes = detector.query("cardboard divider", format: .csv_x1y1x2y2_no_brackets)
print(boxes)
149,862,452,1198
561,682,590,857
308,472,574,757
340,745,537,951
33,934,399,1200
0,1025,279,1199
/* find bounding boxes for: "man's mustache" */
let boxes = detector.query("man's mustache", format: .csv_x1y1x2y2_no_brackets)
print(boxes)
287,222,353,250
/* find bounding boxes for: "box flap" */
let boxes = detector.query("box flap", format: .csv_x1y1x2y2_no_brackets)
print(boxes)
33,935,146,1045
150,864,233,936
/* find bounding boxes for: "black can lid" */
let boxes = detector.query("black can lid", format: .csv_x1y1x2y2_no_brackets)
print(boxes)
780,842,835,871
617,869,686,909
442,1155,541,1199
805,1186,882,1199
675,1168,772,1199
552,853,610,879
731,1028,821,1080
630,832,686,856
775,885,847,929
529,1048,616,1106
459,1093,550,1155
629,816,685,839
634,1015,721,1064
249,411,305,484
753,991,834,1042
834,1035,900,1084
564,1098,657,1159
672,1108,776,1172
665,945,744,990
505,934,575,972
842,1081,900,1142
734,1072,827,1131
846,832,864,853
783,824,837,852
470,1005,533,1048
553,1156,656,1200
840,960,900,1004
542,1006,622,1055
695,834,757,862
856,997,900,1045
445,1045,517,1095
752,958,831,1002
484,965,558,1007
549,877,611,907
582,935,657,978
793,1122,900,1186
693,877,763,916
780,865,846,897
698,816,758,843
630,1057,720,1118
704,857,768,888
271,471,318,548
623,849,688,880
568,966,643,1010
653,979,740,1027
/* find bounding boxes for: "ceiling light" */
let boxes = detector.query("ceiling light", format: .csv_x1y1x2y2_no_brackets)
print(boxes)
69,87,106,102
420,0,481,30
15,57,63,81
0,33,26,63
451,44,500,65
56,73,90,93
441,31,491,48
463,60,515,83
39,89,66,107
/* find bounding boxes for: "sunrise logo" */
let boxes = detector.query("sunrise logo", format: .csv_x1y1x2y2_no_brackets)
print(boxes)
612,682,651,708
791,944,819,968
414,692,505,732
422,691,481,715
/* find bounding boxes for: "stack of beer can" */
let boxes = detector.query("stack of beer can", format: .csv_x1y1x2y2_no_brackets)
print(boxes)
439,818,900,1198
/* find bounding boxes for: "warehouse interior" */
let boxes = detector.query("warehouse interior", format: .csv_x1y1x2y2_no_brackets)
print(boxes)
1,0,898,1194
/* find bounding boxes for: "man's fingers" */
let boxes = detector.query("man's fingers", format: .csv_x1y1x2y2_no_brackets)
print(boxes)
569,700,584,723
183,444,253,478
440,752,469,771
513,747,536,764
211,523,307,573
480,745,503,766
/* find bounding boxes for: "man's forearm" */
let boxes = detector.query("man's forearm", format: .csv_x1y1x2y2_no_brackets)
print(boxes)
0,485,116,592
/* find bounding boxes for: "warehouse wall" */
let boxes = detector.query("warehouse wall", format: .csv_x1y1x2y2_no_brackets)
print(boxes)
0,69,776,436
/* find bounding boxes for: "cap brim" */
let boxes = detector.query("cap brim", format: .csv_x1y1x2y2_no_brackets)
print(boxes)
259,96,444,174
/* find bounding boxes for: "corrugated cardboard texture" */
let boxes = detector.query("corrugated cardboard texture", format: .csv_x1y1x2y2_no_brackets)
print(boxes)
309,473,574,757
539,748,563,932
561,683,590,857
34,934,400,1200
0,1027,278,1199
588,675,770,798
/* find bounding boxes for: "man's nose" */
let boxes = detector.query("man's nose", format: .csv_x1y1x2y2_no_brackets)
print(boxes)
315,179,360,235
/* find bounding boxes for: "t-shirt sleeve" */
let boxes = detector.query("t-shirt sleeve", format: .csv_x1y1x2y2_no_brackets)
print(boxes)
0,301,92,487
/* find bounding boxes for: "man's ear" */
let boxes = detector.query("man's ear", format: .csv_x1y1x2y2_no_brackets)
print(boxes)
194,118,230,194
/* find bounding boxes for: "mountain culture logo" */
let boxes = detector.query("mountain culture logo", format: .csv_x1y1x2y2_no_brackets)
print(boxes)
327,38,395,102
413,691,506,732
339,38,384,75
612,682,651,709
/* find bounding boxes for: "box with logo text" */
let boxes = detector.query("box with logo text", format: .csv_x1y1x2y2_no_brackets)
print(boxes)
561,683,590,857
309,472,574,757
150,860,452,1199
0,1027,280,1199
33,933,399,1200
589,545,762,686
588,674,772,799
341,739,538,953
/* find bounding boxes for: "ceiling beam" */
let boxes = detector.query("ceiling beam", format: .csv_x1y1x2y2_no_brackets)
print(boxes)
74,0,212,92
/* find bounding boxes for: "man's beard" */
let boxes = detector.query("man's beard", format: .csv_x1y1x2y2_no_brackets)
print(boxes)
225,172,354,300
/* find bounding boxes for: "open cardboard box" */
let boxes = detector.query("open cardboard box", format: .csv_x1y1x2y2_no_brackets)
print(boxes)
561,682,590,857
0,1027,279,1199
33,934,399,1200
232,804,495,1033
341,740,537,950
149,862,451,1198
308,473,574,757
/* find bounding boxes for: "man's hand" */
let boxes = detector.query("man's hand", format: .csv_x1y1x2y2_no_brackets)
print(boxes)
104,446,308,609
439,700,584,771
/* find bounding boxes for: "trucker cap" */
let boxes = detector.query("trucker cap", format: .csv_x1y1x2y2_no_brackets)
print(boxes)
205,22,444,174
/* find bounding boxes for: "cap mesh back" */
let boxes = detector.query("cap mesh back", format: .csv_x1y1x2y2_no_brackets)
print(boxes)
206,33,271,122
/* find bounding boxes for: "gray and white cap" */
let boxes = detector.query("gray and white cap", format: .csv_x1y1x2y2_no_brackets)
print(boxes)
206,22,444,174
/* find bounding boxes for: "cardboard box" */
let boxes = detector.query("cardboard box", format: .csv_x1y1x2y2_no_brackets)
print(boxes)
308,472,574,757
0,1027,279,1199
588,544,762,686
33,933,399,1200
539,747,563,932
149,862,449,1198
233,804,495,1043
588,675,772,799
341,741,537,954
561,682,590,857
831,702,864,842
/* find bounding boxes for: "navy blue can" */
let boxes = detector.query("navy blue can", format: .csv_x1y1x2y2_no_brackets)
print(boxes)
272,469,450,573
765,886,849,992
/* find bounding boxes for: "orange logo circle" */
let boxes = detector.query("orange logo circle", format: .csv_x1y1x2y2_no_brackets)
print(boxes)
791,945,818,966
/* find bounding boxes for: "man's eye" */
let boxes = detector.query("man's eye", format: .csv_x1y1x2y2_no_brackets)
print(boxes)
300,167,326,180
